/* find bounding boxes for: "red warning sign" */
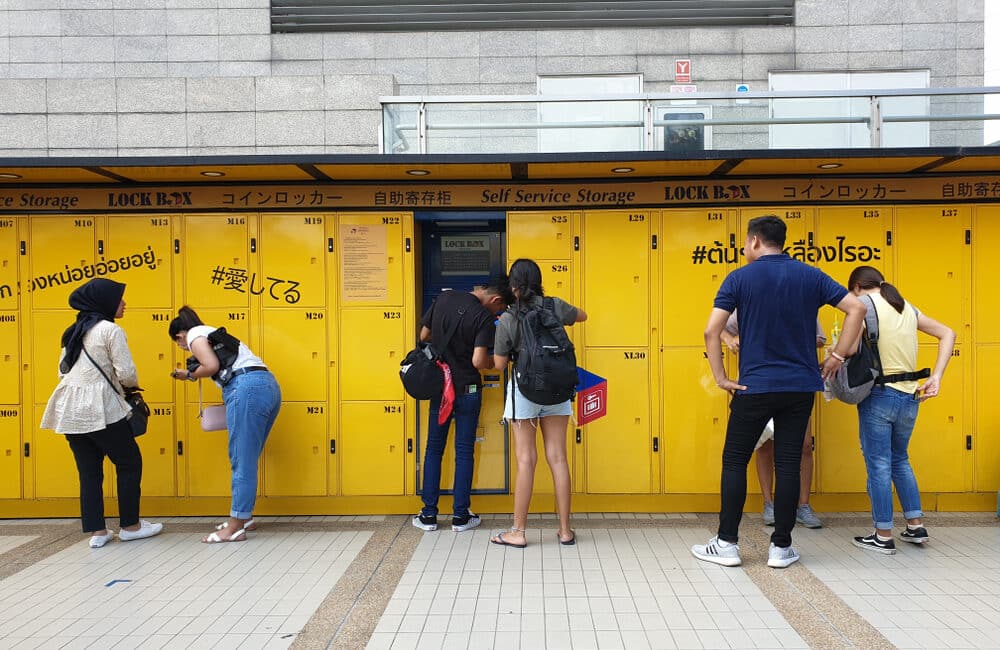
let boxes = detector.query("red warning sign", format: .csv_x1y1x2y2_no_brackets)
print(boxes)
675,59,691,83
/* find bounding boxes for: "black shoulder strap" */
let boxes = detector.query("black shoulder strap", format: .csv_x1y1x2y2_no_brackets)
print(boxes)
82,347,131,413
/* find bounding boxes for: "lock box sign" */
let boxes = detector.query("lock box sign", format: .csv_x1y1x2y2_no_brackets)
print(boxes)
576,367,608,426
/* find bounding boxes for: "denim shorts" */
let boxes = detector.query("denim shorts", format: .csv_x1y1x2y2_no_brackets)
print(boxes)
503,380,573,421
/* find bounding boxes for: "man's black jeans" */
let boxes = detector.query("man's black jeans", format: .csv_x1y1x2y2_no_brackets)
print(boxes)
718,391,814,548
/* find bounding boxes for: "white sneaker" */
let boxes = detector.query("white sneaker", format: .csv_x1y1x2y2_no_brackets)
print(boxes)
119,520,163,542
691,536,742,567
88,531,114,548
767,543,800,568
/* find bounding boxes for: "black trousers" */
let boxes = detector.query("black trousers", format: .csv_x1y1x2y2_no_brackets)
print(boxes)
718,391,814,548
66,418,143,533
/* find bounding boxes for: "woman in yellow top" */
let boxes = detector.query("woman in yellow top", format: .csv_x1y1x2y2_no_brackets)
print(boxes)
844,266,955,555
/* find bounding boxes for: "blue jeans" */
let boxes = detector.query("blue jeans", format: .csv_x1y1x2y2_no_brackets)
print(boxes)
420,389,482,518
222,370,281,519
858,385,922,530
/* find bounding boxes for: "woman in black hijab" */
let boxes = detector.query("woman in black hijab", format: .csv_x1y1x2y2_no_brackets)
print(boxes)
41,279,163,548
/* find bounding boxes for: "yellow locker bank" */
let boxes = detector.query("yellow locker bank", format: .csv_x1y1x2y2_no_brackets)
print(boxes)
1,152,998,517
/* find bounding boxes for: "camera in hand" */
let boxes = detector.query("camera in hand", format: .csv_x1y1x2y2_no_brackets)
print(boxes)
186,355,201,373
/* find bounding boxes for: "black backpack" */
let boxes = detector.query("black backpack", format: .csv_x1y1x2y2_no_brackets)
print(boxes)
186,327,241,386
512,298,577,406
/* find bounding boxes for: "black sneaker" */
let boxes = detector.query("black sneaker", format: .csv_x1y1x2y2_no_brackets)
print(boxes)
451,512,481,532
852,533,896,555
899,527,929,544
411,514,438,531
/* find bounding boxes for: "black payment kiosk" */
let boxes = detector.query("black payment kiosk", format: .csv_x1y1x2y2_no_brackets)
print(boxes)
414,212,510,497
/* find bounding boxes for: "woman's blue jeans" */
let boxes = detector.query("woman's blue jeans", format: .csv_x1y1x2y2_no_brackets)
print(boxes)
222,370,281,519
857,385,923,530
419,389,482,519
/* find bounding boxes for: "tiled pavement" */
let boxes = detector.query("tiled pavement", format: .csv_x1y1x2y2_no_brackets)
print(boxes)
0,512,996,649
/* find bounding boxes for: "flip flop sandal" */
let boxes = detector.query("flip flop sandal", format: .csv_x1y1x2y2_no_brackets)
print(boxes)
558,530,576,546
203,528,247,544
216,519,256,531
490,528,526,549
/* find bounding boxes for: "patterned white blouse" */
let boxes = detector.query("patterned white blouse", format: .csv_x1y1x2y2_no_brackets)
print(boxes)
40,320,139,434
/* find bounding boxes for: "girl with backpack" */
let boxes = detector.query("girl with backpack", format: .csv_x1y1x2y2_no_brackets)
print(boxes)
168,306,282,543
490,259,586,549
844,266,955,554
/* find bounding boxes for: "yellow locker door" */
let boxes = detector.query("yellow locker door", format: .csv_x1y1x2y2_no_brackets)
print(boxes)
184,402,232,497
535,261,573,302
0,408,20,498
337,212,407,307
0,217,18,311
30,311,73,406
583,348,652,494
137,405,176,497
975,345,1000,491
180,308,251,406
816,399,866,494
124,309,175,404
661,209,734,346
814,206,892,337
339,308,405,402
895,206,968,345
263,402,327,496
260,309,326,402
30,405,78,498
182,214,250,308
907,345,965,492
340,402,404,495
973,206,1000,343
506,211,574,260
28,216,98,310
435,370,508,493
0,313,19,404
259,213,327,307
582,210,650,348
661,348,730,493
104,215,173,309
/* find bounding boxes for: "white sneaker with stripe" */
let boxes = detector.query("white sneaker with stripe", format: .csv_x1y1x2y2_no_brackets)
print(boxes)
691,535,742,566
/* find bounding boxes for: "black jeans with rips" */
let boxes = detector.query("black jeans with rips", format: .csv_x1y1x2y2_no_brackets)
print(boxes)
66,418,143,533
718,391,814,549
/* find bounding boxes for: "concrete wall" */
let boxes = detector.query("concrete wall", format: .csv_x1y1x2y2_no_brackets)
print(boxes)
0,0,985,156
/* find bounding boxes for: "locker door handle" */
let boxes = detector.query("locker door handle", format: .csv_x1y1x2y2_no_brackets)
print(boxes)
407,438,413,453
20,241,26,255
730,233,735,247
405,237,411,253
808,231,814,246
652,437,659,452
330,439,336,454
327,237,334,252
651,235,657,250
966,435,972,450
23,443,29,458
177,441,183,456
98,239,104,255
250,238,257,253
574,236,580,251
575,429,581,444
174,239,180,254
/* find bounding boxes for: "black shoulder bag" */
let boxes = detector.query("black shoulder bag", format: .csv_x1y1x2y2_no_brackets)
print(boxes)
399,309,465,400
83,348,150,437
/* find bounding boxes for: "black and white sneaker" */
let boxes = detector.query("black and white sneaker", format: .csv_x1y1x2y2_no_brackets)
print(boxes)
451,512,481,532
411,514,438,531
899,526,929,544
852,533,896,555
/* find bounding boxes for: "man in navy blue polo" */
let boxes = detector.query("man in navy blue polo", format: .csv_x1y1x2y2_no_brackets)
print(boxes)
692,215,866,568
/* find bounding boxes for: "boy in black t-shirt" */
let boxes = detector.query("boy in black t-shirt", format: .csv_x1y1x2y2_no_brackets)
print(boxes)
412,275,512,532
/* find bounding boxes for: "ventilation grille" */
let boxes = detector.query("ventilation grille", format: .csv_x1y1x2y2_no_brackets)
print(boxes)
271,1,795,33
